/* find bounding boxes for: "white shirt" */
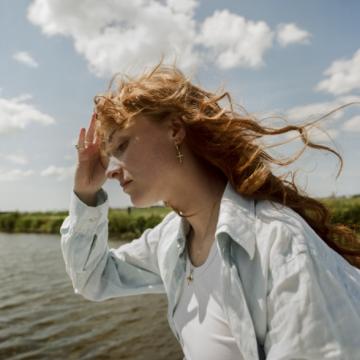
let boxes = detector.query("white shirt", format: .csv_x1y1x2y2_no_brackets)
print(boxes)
174,239,243,360
61,180,360,359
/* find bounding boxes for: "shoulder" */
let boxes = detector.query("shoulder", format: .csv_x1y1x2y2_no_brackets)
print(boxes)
256,199,360,276
255,198,308,232
144,210,181,249
253,199,322,269
125,210,177,250
142,210,179,242
116,210,179,271
157,210,179,233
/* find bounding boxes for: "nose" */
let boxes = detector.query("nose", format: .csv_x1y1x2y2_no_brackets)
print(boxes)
105,156,123,180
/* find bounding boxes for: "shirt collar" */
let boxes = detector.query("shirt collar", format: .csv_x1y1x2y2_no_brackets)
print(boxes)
175,180,256,260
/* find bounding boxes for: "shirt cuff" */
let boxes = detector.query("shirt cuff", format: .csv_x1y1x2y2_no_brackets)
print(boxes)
70,188,109,222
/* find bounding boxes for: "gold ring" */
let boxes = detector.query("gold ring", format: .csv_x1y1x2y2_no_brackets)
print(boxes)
75,144,84,150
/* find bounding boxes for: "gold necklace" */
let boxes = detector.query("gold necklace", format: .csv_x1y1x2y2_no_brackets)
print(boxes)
186,197,219,285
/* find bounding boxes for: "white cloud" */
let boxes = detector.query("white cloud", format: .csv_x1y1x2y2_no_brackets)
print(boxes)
343,115,360,132
28,0,306,74
13,51,39,68
285,95,360,122
259,96,359,146
307,127,339,143
276,23,311,47
27,0,200,77
0,169,34,182
167,0,197,14
41,165,75,181
0,153,28,165
196,10,273,69
0,94,55,134
259,122,338,148
11,94,33,102
315,49,360,95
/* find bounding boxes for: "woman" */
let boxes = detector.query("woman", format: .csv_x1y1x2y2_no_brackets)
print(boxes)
61,62,360,360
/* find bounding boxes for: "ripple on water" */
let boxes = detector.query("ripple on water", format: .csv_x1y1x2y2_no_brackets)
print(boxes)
0,234,183,359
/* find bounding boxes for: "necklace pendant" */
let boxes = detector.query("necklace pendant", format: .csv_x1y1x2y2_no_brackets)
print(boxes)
186,269,194,285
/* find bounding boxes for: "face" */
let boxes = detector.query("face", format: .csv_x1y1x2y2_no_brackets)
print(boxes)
104,115,183,207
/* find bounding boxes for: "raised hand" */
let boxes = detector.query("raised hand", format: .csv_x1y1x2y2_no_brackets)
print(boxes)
73,113,110,205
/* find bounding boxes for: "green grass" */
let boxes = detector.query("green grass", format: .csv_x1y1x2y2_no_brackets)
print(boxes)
0,206,173,240
319,195,360,231
0,196,359,245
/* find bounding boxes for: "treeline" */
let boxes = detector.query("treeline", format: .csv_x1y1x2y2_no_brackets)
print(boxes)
0,196,359,242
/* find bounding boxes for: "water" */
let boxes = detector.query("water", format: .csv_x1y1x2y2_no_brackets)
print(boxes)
0,233,183,360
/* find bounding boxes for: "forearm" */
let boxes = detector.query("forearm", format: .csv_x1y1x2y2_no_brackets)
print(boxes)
60,188,165,301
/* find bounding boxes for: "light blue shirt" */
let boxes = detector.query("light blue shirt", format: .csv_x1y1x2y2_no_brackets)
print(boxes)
60,181,360,359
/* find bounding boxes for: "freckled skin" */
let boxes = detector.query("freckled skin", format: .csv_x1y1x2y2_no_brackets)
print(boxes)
78,111,226,252
105,115,184,208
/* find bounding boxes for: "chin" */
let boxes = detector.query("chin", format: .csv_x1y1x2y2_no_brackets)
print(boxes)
128,193,149,208
130,193,160,208
126,182,162,208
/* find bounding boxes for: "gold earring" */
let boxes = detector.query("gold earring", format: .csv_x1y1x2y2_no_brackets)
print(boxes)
175,143,184,164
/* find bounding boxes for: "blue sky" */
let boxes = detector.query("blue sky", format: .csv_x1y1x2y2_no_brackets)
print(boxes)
0,0,359,211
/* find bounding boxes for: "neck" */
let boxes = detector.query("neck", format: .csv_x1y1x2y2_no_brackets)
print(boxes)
167,173,226,244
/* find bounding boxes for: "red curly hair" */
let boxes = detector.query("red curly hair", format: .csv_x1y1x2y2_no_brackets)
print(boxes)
93,60,360,268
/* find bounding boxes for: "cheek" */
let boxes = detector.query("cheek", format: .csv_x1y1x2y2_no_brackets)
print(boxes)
132,138,175,175
152,139,177,168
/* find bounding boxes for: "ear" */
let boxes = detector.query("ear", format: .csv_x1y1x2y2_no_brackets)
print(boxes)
167,115,186,144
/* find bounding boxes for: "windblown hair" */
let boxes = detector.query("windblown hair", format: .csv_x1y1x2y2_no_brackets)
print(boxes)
93,61,360,268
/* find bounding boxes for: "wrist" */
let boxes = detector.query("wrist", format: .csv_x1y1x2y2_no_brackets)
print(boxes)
73,189,99,207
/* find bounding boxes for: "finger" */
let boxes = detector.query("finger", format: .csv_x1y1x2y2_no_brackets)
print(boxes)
94,131,102,148
78,128,86,147
85,113,97,144
93,131,100,150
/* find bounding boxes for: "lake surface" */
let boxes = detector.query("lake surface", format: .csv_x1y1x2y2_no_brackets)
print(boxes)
0,233,183,360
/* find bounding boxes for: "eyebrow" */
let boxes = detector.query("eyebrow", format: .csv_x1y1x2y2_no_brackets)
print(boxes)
106,131,128,156
104,129,118,156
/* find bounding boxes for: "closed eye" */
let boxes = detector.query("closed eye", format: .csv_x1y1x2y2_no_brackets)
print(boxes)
116,141,128,154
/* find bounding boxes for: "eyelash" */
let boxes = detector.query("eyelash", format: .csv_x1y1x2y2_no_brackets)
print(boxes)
116,141,128,154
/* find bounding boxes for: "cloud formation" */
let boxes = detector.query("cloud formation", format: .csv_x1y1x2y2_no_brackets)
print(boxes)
276,23,311,47
285,95,360,122
27,0,309,75
0,153,28,165
0,94,55,134
270,95,360,145
196,10,273,69
343,115,360,132
13,51,39,68
316,49,360,95
41,165,75,181
0,169,34,182
27,0,199,77
307,127,339,143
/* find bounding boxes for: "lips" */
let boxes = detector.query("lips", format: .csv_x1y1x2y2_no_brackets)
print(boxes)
121,180,133,187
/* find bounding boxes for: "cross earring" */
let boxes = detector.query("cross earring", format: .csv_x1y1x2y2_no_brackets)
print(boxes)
175,143,184,164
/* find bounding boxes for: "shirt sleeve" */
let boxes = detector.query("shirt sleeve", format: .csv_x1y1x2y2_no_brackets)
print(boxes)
60,189,165,302
264,222,360,360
